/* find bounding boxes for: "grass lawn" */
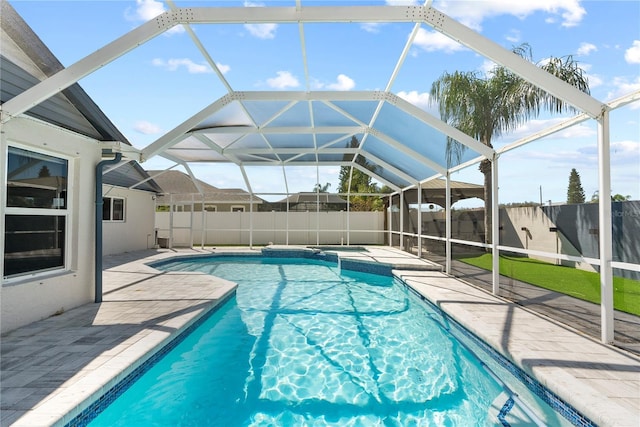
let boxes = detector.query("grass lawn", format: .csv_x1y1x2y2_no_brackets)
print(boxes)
458,253,640,316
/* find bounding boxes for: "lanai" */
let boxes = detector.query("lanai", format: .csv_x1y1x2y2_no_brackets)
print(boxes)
1,2,638,345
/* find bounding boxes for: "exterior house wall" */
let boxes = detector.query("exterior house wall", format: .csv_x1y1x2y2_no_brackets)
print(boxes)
156,201,254,213
1,117,101,334
102,186,156,256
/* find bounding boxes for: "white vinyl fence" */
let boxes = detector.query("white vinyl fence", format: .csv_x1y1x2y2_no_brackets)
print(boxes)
156,211,385,247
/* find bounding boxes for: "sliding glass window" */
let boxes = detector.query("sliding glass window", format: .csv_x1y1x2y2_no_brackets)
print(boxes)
4,146,69,278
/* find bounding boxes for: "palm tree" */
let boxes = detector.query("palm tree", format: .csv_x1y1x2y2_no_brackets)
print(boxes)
430,44,590,245
313,182,331,192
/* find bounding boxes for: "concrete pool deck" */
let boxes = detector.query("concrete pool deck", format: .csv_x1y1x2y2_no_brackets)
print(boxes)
1,246,638,426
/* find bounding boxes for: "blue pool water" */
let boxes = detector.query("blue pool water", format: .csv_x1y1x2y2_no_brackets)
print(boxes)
83,256,578,426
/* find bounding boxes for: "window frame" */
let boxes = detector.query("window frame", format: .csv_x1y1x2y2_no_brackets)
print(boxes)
3,143,73,280
102,196,126,222
231,205,245,212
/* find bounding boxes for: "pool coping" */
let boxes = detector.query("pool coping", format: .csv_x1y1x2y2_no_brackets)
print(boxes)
395,269,640,427
1,246,638,426
1,249,239,427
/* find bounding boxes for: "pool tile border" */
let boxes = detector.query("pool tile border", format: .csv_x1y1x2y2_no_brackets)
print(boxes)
404,283,597,427
62,292,234,427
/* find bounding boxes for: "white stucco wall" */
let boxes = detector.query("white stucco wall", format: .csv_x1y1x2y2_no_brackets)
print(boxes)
1,117,102,334
102,186,156,256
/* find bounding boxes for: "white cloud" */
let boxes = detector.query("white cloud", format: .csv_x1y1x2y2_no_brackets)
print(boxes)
361,23,383,33
134,121,162,135
502,117,596,142
505,29,521,43
413,28,465,53
607,76,640,104
397,90,431,109
610,140,640,164
434,0,586,30
125,0,184,34
521,140,639,169
479,59,497,76
244,23,278,39
216,63,231,74
327,74,356,91
585,73,603,89
243,1,277,39
267,71,299,89
577,42,597,56
152,58,213,74
624,40,640,64
126,0,164,21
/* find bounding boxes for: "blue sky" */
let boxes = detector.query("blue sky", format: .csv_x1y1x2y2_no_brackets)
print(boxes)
10,0,640,205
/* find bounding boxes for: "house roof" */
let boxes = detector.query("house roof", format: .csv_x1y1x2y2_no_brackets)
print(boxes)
148,170,261,204
1,0,159,193
401,179,485,207
103,161,162,193
0,0,128,142
277,192,348,205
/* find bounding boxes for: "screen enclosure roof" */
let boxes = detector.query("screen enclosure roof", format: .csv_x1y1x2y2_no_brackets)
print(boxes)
1,1,607,194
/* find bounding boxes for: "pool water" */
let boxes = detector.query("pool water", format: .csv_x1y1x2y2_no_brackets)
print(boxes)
86,257,560,426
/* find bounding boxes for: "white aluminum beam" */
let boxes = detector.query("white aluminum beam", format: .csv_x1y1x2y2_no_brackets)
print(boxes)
1,12,177,123
142,94,235,161
491,154,500,294
422,8,604,118
498,90,640,155
185,6,428,25
225,147,358,155
445,173,451,274
598,111,614,344
194,126,364,134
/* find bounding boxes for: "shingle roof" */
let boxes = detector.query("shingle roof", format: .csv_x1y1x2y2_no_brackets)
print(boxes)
2,0,159,193
1,0,129,143
147,170,262,204
277,192,348,205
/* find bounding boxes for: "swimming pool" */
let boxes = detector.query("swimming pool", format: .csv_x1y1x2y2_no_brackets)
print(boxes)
74,255,585,426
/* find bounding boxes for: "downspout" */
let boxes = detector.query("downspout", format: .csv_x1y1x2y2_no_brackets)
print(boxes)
95,152,122,303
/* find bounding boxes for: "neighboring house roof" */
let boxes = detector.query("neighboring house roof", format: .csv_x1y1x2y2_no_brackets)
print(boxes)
1,0,159,192
403,179,485,207
277,192,348,205
148,170,261,204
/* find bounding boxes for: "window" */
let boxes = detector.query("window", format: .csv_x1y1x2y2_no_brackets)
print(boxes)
204,204,217,212
103,197,125,221
4,147,69,278
231,206,245,212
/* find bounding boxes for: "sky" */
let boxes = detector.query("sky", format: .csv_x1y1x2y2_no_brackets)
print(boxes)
8,0,640,205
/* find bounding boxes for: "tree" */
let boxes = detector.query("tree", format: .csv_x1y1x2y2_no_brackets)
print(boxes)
591,191,631,202
38,165,51,177
567,168,586,204
313,182,331,192
430,44,590,244
338,136,385,211
612,194,631,202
